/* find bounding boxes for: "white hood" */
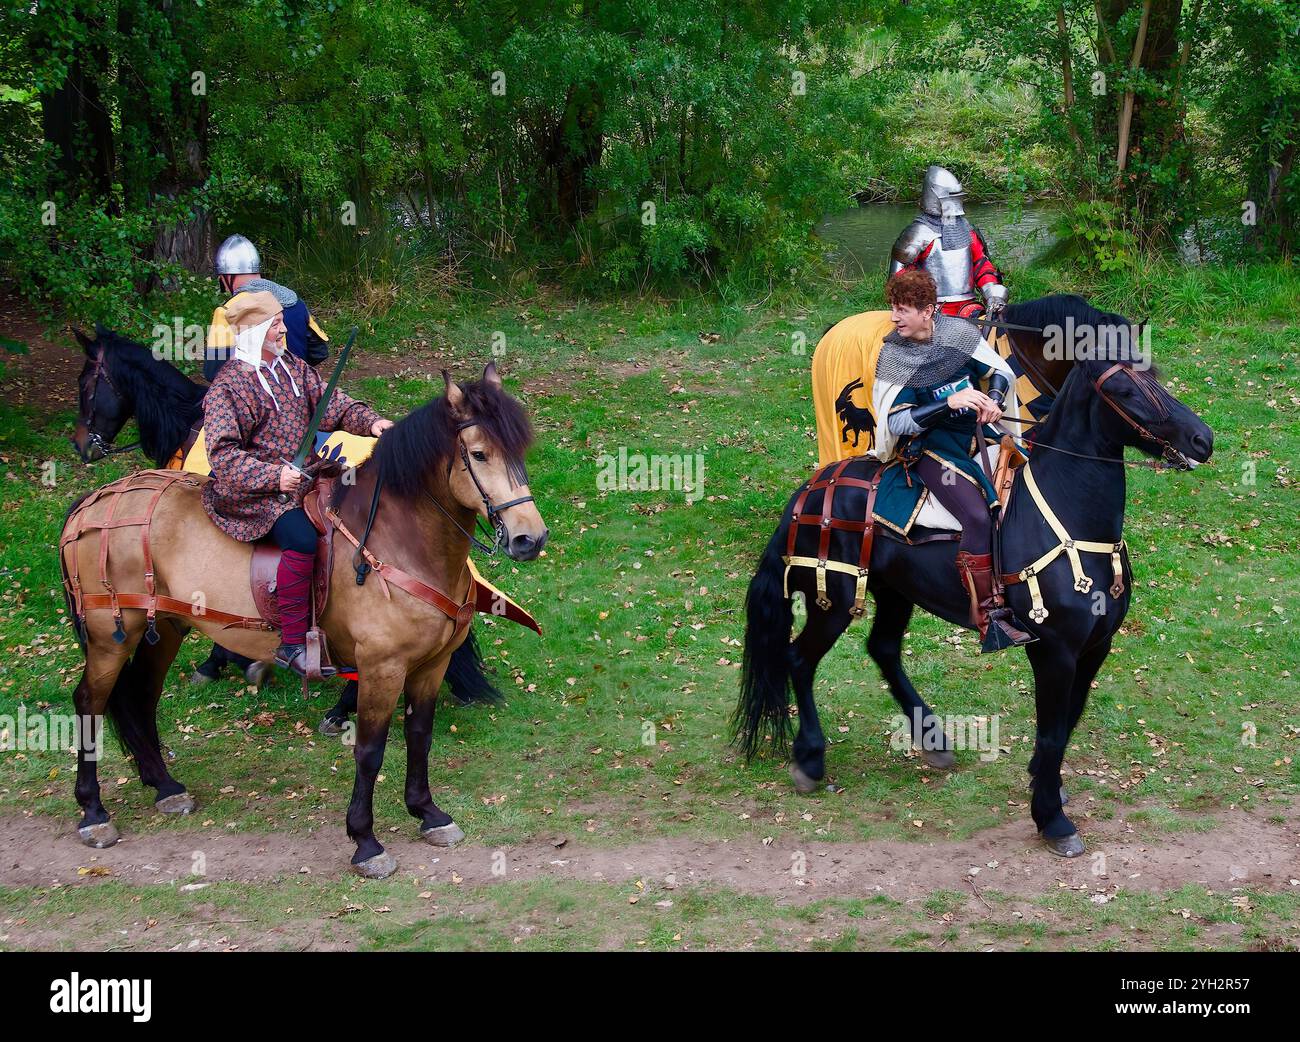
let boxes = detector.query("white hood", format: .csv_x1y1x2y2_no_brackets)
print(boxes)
233,316,300,409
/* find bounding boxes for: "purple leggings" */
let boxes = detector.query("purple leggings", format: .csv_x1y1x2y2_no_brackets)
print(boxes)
914,455,990,555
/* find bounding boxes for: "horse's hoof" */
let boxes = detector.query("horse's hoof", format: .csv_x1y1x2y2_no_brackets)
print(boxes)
318,715,346,737
352,851,398,879
155,792,196,816
919,748,955,770
244,660,273,689
421,822,465,847
1042,832,1085,858
190,670,217,685
78,821,119,848
789,763,820,795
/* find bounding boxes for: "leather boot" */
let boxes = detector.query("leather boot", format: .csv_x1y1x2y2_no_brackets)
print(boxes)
955,551,1037,653
273,550,337,678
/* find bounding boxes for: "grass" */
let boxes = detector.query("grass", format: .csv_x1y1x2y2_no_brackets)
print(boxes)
0,259,1297,949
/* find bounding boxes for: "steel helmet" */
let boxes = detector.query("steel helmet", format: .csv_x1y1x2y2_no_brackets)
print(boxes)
919,166,966,218
214,234,261,276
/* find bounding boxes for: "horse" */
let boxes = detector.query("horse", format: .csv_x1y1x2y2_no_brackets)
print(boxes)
60,364,548,878
67,326,499,717
735,298,1213,857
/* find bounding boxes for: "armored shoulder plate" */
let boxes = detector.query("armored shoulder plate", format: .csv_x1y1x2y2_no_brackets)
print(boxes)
891,221,938,266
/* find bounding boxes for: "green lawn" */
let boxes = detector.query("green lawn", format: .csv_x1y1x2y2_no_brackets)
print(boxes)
1,261,1297,949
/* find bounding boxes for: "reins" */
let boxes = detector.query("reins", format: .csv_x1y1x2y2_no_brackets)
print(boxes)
82,345,140,456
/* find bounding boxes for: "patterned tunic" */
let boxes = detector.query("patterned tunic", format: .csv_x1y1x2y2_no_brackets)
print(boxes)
201,352,381,541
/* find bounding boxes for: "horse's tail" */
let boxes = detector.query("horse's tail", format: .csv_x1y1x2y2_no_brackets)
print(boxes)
733,516,794,761
445,627,502,705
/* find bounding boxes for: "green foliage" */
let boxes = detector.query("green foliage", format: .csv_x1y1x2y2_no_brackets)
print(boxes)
1051,200,1139,272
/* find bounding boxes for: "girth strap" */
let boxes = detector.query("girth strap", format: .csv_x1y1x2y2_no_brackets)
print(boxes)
1000,462,1126,622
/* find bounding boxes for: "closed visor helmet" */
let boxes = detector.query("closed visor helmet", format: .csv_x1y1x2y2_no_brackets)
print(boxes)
920,166,966,219
214,234,261,276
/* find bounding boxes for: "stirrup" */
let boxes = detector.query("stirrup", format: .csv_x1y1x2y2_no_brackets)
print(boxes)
274,642,340,679
980,609,1037,653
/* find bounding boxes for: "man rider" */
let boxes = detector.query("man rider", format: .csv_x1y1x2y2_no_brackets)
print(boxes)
888,166,1008,319
201,290,393,676
205,234,330,382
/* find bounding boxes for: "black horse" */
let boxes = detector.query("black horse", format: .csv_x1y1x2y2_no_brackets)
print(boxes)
735,296,1213,857
69,327,500,721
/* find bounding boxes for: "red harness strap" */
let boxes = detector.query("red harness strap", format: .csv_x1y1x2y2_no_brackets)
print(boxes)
784,459,882,617
62,470,274,637
325,507,476,640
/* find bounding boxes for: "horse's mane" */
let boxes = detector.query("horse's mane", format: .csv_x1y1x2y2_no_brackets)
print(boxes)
1002,293,1158,375
98,332,207,466
347,377,534,501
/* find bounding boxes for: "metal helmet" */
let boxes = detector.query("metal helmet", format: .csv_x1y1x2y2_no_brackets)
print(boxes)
919,166,966,218
214,234,261,276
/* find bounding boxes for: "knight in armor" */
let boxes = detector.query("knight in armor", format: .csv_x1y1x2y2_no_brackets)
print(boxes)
888,166,1008,319
206,234,331,382
874,270,1034,652
201,290,393,676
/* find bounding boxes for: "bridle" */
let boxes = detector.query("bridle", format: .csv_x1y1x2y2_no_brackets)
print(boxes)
1001,332,1194,471
80,345,139,457
352,418,533,584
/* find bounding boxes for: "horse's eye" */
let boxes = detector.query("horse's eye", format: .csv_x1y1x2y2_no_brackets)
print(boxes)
471,450,488,462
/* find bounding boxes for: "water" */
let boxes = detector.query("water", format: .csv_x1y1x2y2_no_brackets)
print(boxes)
816,200,1063,278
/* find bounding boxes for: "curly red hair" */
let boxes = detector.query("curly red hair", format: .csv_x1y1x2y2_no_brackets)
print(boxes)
886,269,938,311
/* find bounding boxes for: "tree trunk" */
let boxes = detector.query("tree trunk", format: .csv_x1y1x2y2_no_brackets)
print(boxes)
555,85,604,225
34,8,114,201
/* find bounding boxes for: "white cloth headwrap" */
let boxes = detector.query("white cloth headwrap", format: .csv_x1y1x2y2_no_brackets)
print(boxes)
233,316,300,410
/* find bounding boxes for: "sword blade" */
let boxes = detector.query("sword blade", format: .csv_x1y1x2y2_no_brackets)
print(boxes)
291,326,359,470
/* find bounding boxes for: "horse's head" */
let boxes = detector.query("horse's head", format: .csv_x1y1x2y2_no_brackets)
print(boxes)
1078,357,1214,471
70,327,132,463
441,364,548,560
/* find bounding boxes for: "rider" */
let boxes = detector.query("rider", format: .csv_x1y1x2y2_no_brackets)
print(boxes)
205,234,331,382
201,290,394,676
879,269,1034,652
888,166,1009,319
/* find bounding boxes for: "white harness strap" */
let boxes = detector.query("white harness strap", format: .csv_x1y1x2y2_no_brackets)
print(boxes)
1007,463,1126,623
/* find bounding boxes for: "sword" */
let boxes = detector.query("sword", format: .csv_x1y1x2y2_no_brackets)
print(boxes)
961,315,1045,335
276,326,359,504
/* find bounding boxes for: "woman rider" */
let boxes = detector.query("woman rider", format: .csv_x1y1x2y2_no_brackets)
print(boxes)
201,291,393,676
877,269,1035,651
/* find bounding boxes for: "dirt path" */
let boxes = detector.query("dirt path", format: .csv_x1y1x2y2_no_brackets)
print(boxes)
0,291,83,417
4,807,1297,900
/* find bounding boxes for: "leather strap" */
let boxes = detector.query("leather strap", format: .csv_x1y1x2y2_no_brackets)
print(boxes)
326,506,476,639
78,593,273,631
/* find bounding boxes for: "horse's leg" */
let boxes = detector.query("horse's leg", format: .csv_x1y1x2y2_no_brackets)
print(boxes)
191,643,227,683
121,621,193,813
73,642,133,847
1026,639,1083,857
402,659,464,846
346,664,404,879
319,679,358,737
789,605,852,793
1029,635,1113,804
867,586,954,769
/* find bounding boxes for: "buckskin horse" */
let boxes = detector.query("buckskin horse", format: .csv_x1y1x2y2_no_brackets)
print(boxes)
67,326,501,715
60,365,547,878
735,298,1213,857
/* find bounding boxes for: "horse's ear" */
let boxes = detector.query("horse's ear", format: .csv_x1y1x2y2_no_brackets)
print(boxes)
72,328,95,354
482,361,502,390
442,369,465,412
94,322,109,338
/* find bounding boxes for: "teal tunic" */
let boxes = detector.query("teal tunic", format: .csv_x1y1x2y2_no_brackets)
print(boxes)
873,358,1000,536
